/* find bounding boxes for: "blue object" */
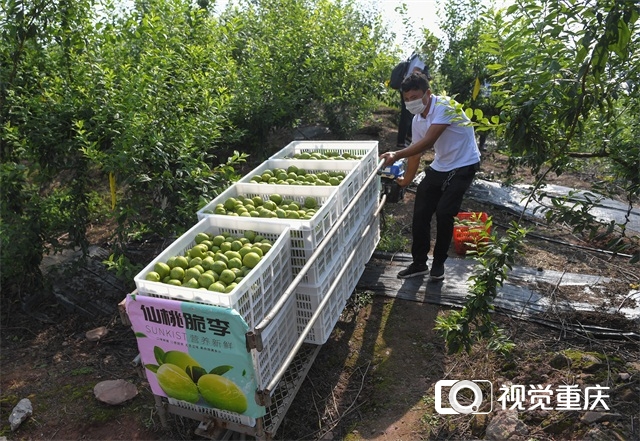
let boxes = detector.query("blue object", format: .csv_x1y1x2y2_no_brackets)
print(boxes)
381,159,406,179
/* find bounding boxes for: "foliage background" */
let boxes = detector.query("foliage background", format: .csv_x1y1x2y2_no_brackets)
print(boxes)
0,0,397,299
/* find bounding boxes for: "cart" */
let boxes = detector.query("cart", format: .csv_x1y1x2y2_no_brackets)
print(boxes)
120,142,384,439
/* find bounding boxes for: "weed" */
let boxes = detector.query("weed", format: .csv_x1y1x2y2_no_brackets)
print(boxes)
103,253,142,285
419,395,439,435
377,214,409,252
86,190,112,224
71,367,94,376
352,290,373,309
435,220,528,355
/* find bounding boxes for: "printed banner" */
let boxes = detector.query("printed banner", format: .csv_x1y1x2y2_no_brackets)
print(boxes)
125,293,265,418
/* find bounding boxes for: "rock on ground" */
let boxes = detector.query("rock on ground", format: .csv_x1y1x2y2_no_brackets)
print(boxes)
9,398,33,431
485,410,529,441
94,379,138,405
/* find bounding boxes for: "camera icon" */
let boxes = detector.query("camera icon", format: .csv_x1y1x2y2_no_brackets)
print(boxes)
435,380,493,414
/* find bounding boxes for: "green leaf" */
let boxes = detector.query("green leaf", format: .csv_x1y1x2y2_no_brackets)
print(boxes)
472,77,481,100
154,346,166,365
506,4,518,14
187,365,207,383
210,365,233,375
613,18,631,57
145,364,159,373
134,332,147,338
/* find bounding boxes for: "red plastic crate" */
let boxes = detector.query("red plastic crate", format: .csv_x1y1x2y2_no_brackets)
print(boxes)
453,212,491,255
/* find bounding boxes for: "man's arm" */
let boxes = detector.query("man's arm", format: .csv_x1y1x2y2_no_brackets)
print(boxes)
396,153,421,187
380,123,449,166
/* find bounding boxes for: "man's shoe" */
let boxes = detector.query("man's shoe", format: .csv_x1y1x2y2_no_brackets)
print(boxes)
397,263,429,279
428,262,445,282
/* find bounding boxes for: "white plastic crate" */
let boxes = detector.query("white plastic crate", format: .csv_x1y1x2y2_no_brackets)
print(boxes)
341,209,381,305
355,211,381,262
289,171,378,286
341,174,379,245
198,184,344,284
294,240,371,345
294,201,381,344
352,213,381,273
251,294,297,390
364,215,381,265
294,260,346,345
133,217,292,330
340,254,363,305
197,183,338,249
335,245,363,308
269,140,378,162
289,172,376,285
268,141,379,192
290,177,374,285
290,223,342,284
167,397,256,427
237,159,361,211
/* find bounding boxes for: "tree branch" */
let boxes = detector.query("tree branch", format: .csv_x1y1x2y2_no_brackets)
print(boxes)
566,150,609,159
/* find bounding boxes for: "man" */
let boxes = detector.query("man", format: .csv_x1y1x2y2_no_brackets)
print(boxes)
381,72,481,282
396,53,427,150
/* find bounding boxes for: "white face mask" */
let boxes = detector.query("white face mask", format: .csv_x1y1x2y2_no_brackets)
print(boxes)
405,93,427,115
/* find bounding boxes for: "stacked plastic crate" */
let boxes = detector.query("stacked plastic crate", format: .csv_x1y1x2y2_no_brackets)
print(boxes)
265,141,380,344
132,217,296,394
197,140,379,344
130,214,296,425
194,144,379,344
129,139,380,426
133,217,293,330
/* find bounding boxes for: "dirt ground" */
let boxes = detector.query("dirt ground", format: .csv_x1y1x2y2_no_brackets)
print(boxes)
1,107,639,440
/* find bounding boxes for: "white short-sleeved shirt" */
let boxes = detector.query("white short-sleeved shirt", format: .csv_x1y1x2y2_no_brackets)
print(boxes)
411,95,481,172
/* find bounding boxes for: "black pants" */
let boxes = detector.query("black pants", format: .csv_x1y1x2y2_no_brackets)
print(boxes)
411,164,478,265
397,94,412,146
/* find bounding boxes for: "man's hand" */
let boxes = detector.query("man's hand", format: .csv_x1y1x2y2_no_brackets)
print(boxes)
395,175,412,188
379,151,398,167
